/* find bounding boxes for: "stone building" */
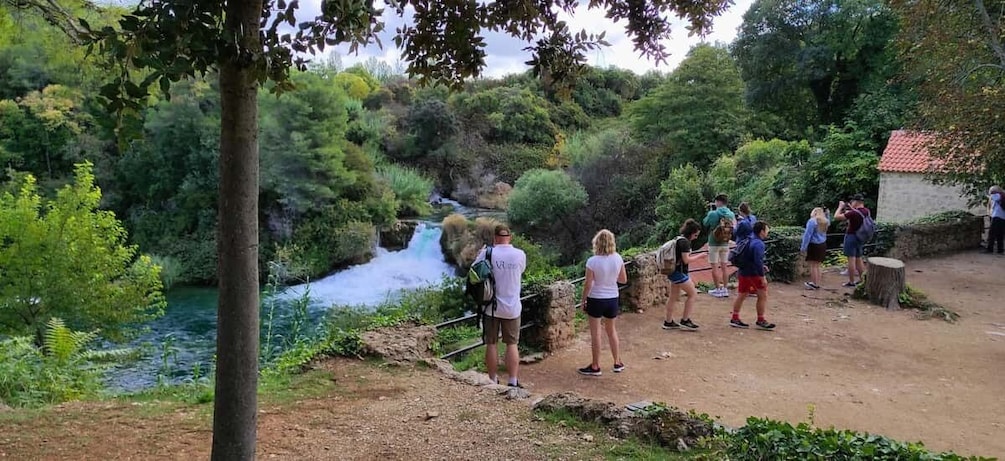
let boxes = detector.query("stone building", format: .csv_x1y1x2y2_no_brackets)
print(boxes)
876,130,981,223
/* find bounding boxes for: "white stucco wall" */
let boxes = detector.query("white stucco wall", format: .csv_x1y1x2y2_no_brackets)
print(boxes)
877,172,982,223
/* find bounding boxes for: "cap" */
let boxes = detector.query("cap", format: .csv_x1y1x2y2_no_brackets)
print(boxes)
494,224,512,237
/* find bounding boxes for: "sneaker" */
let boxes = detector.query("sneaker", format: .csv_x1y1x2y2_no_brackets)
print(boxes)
720,288,729,298
508,381,525,388
679,319,699,330
804,281,820,290
842,281,857,288
712,288,727,298
662,320,681,330
577,365,602,376
756,320,776,330
613,363,625,373
840,269,849,275
729,318,749,329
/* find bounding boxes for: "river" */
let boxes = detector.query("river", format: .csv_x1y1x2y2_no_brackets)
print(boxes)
105,223,457,392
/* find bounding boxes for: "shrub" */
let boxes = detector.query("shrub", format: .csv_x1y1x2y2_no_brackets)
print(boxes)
508,169,588,229
726,417,987,460
149,254,184,291
376,164,434,217
0,318,129,407
763,226,805,282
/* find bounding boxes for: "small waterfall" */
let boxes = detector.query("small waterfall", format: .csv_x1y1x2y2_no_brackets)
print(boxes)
280,223,455,308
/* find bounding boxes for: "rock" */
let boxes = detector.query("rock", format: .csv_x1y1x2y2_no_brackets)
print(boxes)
424,411,439,421
360,324,436,364
380,221,419,251
520,352,545,364
581,434,594,442
458,370,496,386
534,392,713,451
501,387,532,400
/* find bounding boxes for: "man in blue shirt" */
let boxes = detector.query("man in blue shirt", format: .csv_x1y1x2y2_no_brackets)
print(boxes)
730,221,775,330
987,185,1004,254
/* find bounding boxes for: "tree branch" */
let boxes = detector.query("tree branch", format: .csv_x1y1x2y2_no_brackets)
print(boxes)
974,0,1005,70
1,0,94,43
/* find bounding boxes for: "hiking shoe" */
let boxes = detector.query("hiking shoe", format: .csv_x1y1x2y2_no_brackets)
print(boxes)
577,365,602,377
729,318,749,329
679,319,699,330
842,281,857,287
756,320,776,331
613,363,626,373
662,320,681,330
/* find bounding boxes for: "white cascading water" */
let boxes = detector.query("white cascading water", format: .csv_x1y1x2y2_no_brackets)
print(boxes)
279,223,455,308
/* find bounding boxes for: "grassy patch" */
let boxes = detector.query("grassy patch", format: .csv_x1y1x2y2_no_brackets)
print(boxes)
451,345,488,372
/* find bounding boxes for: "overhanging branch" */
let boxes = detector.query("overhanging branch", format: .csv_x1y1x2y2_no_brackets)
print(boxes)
1,0,95,43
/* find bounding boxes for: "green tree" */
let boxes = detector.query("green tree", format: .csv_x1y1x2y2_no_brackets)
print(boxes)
0,162,165,343
630,44,746,169
508,169,588,230
21,0,732,456
732,0,899,137
653,163,715,244
892,0,1005,196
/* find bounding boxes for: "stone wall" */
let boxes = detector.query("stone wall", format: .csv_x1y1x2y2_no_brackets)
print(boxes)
888,214,985,260
877,172,981,223
620,253,670,313
525,281,577,352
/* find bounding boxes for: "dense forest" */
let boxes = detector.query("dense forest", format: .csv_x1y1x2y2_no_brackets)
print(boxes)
1,0,932,286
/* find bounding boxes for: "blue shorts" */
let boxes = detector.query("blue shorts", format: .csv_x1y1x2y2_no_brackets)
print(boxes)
843,234,864,257
585,297,620,319
668,271,690,285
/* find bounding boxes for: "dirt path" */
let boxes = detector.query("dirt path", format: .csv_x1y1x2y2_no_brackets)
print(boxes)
0,360,598,460
521,252,1005,457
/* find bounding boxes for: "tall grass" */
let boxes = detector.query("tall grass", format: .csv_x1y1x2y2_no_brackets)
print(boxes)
377,164,434,217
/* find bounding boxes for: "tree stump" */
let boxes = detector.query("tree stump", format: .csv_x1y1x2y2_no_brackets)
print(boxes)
865,257,906,310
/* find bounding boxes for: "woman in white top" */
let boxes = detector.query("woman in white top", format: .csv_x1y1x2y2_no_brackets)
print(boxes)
577,229,628,377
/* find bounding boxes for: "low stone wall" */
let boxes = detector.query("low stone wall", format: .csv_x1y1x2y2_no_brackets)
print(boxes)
525,281,577,352
620,252,670,313
888,214,985,260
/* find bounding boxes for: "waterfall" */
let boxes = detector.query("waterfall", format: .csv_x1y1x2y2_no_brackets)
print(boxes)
279,223,455,308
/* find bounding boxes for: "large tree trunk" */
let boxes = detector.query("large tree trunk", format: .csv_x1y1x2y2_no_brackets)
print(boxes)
864,257,906,310
212,0,263,459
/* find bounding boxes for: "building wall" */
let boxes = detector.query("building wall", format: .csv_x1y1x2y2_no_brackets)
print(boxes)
877,172,981,223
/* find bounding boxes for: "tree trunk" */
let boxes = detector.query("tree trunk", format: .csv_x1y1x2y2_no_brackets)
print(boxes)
211,0,263,459
864,257,905,310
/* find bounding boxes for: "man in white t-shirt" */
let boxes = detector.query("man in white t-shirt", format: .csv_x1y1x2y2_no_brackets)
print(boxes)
473,224,527,387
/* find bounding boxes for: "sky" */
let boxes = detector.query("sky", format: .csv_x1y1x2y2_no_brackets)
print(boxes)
316,0,755,77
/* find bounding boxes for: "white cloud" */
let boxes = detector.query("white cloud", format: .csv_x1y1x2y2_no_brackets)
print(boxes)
324,0,753,77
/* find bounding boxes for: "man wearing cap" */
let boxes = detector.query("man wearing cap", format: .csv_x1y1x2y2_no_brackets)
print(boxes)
834,194,871,287
473,224,527,387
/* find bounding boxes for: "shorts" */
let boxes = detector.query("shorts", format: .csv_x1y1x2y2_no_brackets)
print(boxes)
738,275,767,295
806,242,827,262
707,245,729,264
483,316,520,345
842,234,864,258
585,297,620,319
668,271,690,285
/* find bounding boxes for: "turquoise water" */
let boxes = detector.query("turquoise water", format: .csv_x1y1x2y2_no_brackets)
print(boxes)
104,224,455,392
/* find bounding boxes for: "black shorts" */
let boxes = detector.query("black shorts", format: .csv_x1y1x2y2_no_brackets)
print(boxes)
586,297,620,319
806,242,827,262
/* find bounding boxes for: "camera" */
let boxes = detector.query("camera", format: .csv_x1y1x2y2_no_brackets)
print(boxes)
707,202,717,211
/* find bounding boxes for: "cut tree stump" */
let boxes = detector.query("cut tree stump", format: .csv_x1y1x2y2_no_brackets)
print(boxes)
865,257,906,310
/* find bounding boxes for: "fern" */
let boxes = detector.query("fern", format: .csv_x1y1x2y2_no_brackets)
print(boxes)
42,318,98,363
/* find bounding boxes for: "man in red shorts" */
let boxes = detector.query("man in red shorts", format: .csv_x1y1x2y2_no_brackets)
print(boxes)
730,221,776,330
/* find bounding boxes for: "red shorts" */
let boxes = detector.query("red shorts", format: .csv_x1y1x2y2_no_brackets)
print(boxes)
738,275,767,295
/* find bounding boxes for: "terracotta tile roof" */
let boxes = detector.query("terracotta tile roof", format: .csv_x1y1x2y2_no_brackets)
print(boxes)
879,130,939,173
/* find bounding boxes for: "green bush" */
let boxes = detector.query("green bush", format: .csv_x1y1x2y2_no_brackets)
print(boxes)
0,318,129,407
508,169,588,230
149,254,184,290
376,163,434,217
763,226,805,282
727,417,988,460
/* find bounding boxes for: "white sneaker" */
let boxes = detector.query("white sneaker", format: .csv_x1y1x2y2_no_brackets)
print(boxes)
840,269,849,275
719,288,729,298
